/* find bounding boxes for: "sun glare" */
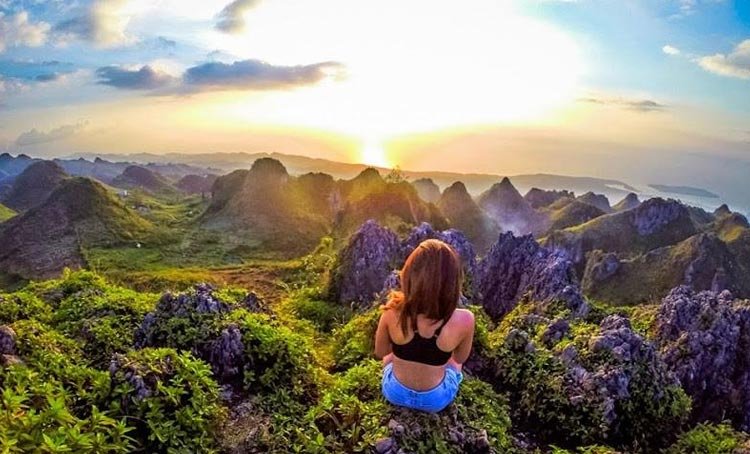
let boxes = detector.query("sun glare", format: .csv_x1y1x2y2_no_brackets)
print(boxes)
196,0,585,168
361,138,390,168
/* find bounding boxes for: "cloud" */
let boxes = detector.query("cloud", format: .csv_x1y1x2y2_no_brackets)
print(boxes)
0,59,76,82
0,11,50,52
662,45,681,56
95,65,176,90
54,0,132,48
16,122,87,146
579,96,668,112
183,59,344,91
697,39,750,79
215,0,261,34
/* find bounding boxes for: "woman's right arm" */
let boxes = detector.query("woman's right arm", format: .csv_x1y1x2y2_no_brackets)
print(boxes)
374,310,393,360
451,310,475,365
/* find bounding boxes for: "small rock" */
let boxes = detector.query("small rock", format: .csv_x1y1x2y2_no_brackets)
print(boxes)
375,437,395,454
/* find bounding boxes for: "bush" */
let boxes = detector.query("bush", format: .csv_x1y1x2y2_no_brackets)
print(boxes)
331,307,381,371
302,360,514,453
229,311,322,403
0,364,134,453
482,301,690,451
108,348,225,452
666,423,750,454
0,291,51,325
283,289,351,332
51,282,156,367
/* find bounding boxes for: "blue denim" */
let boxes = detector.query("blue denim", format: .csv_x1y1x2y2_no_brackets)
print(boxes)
381,362,463,413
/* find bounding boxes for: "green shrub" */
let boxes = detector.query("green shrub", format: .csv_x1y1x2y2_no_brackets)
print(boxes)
483,300,690,451
302,360,514,453
331,307,380,371
284,290,351,332
51,283,156,367
0,364,134,453
0,291,52,324
229,311,322,403
108,348,225,453
666,423,749,454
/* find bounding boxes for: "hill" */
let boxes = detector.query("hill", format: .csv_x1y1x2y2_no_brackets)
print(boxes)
0,177,152,280
582,233,747,305
524,187,574,209
112,165,179,195
176,174,218,194
543,199,606,233
437,181,499,253
201,158,332,254
544,198,698,267
334,168,447,236
411,178,441,203
576,191,612,213
477,177,542,235
613,192,641,211
1,160,69,211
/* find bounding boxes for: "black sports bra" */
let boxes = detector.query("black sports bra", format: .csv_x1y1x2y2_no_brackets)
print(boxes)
391,317,452,366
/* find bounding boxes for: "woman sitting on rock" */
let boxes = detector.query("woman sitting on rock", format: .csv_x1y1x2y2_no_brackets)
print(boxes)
374,239,476,413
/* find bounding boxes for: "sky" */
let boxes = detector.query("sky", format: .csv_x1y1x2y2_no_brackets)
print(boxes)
1,0,750,203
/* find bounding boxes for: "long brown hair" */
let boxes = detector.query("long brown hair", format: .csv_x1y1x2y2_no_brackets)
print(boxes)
384,239,463,336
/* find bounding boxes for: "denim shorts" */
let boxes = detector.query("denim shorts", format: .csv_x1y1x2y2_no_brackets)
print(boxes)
381,362,463,413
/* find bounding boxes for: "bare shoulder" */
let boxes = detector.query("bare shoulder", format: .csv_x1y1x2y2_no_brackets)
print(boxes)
379,307,400,324
453,308,475,326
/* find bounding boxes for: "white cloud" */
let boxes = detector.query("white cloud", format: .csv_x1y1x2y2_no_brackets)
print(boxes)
662,45,681,56
215,0,261,34
697,39,750,80
0,11,50,52
54,0,134,48
16,122,88,146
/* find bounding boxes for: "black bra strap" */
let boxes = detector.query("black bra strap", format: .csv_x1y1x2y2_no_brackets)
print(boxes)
433,318,448,337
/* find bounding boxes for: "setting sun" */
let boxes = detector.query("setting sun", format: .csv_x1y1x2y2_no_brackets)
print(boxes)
360,138,390,168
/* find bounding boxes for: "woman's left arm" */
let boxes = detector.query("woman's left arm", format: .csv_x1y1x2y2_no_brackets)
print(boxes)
374,310,393,360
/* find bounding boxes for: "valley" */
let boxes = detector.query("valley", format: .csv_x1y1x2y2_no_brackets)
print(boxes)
1,152,749,453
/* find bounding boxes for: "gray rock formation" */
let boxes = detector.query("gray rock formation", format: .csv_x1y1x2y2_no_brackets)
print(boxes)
577,192,612,213
613,193,641,212
329,220,401,308
656,286,750,430
474,232,588,320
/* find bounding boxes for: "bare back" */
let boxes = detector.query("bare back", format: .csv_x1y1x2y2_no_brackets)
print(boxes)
375,307,475,390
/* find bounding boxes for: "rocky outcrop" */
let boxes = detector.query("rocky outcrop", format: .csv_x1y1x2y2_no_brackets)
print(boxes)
329,220,401,308
438,181,500,253
411,178,441,203
577,192,612,213
484,305,689,449
331,221,479,307
613,193,640,212
478,178,542,236
1,160,68,211
474,233,587,320
714,204,732,218
524,188,574,209
656,286,750,430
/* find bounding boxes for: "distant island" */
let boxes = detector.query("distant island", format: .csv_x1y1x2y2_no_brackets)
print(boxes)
649,184,719,199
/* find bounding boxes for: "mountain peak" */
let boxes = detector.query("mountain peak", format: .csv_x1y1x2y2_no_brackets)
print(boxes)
713,204,731,217
250,157,289,176
613,192,641,212
1,160,68,211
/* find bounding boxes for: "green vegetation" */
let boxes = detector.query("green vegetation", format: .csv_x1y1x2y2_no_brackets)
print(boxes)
665,423,749,454
0,203,15,221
